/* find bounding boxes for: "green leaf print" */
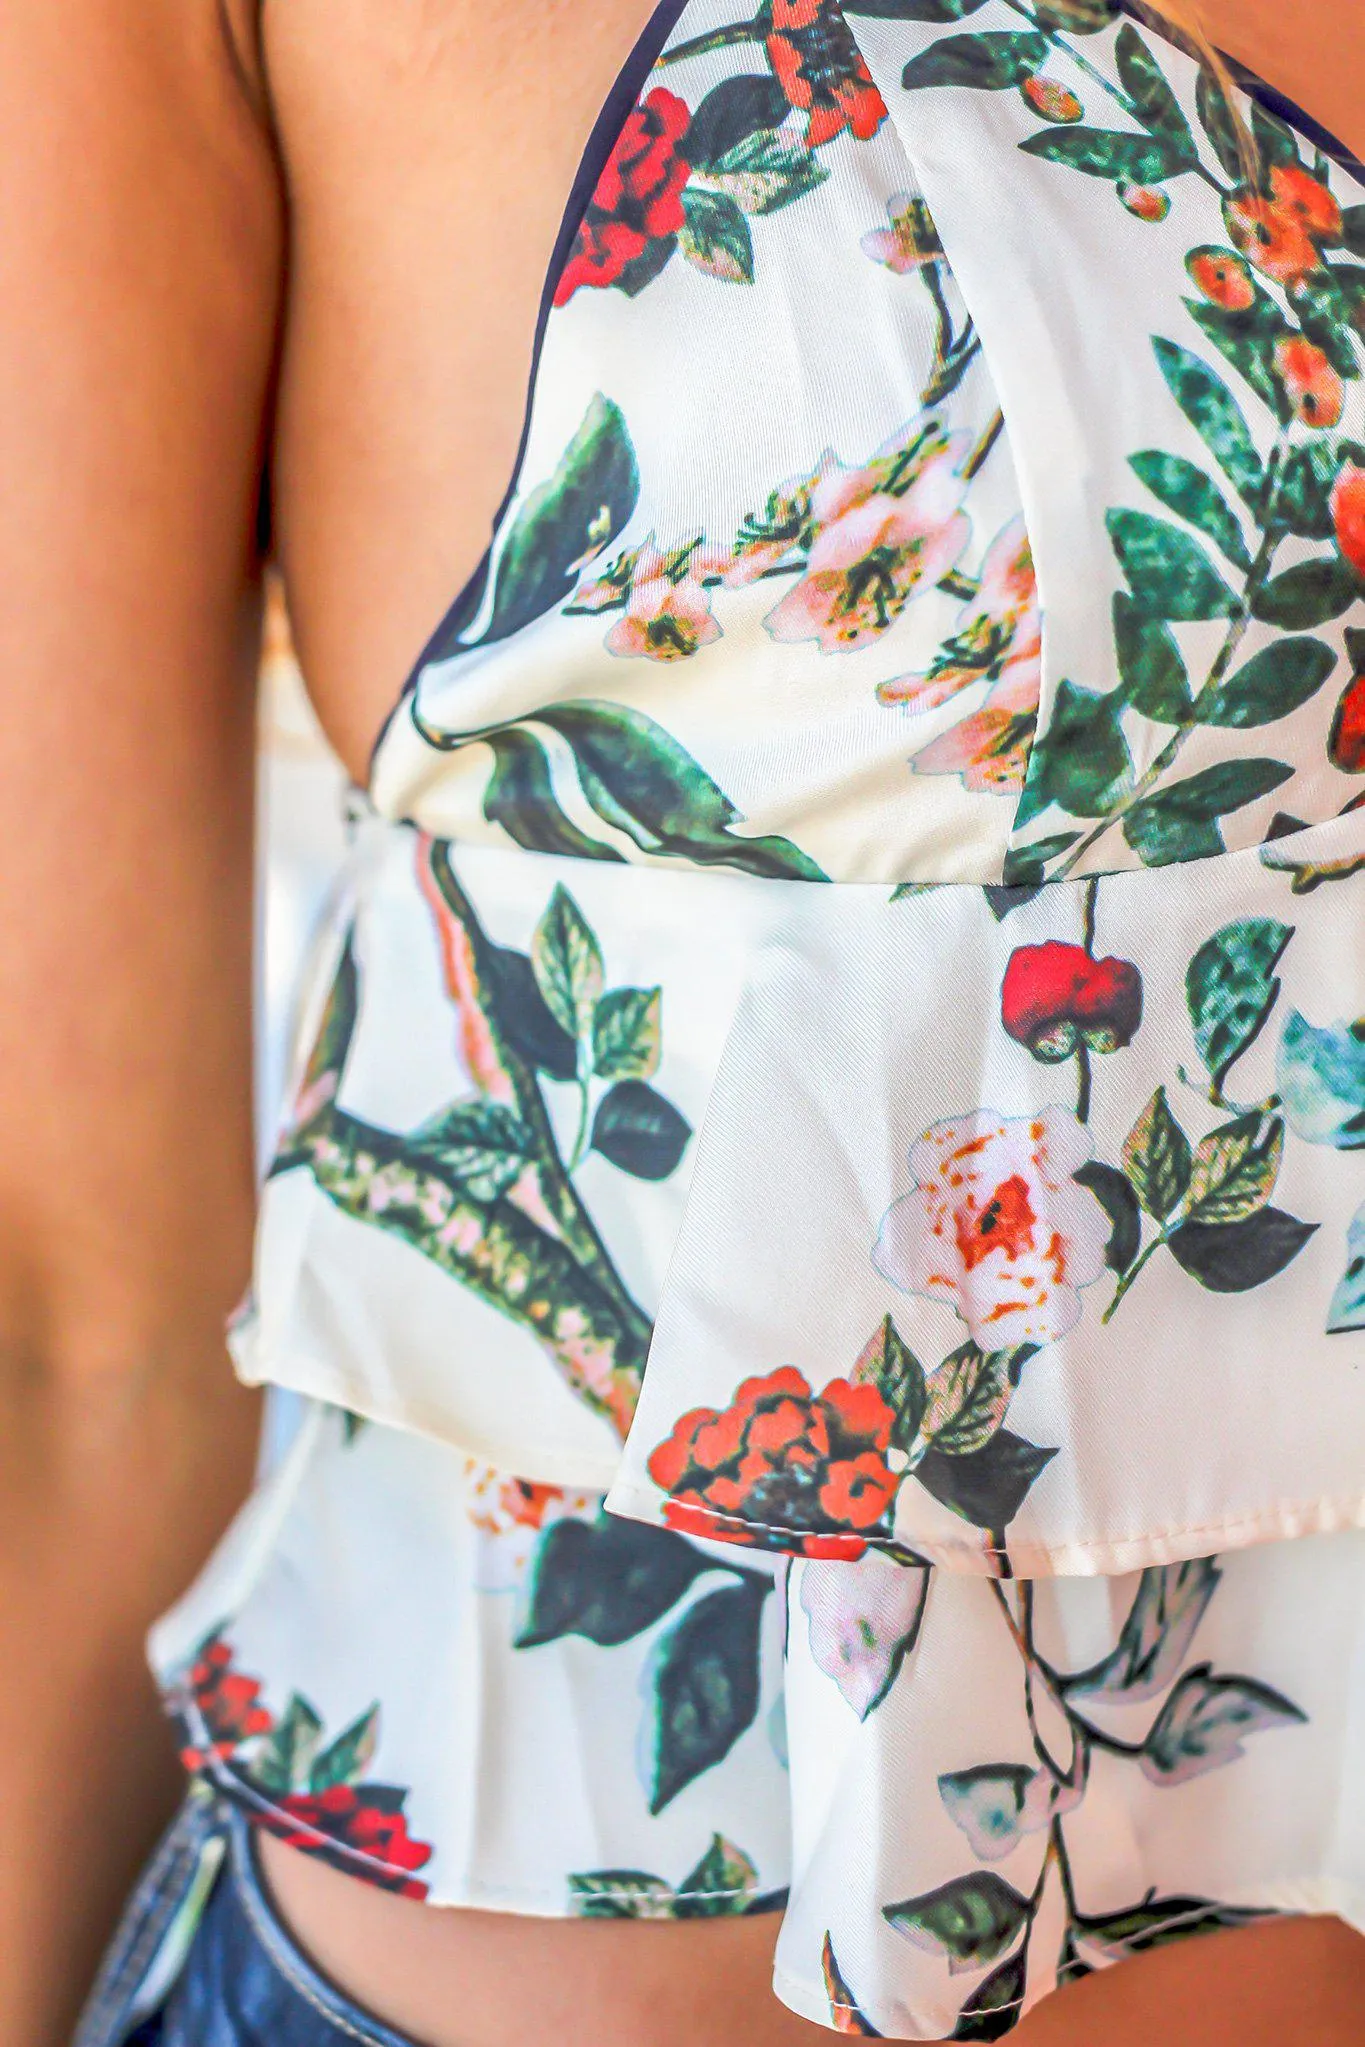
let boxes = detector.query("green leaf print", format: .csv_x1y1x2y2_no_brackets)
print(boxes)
516,1514,715,1650
1328,1203,1365,1334
406,1100,537,1203
1015,678,1133,827
1073,1160,1143,1274
702,129,831,216
1184,1113,1283,1225
591,1079,692,1180
1019,128,1191,185
1122,758,1294,867
1139,1663,1307,1785
569,1871,678,1919
1194,637,1338,728
1065,1558,1221,1704
853,1314,929,1450
1113,22,1193,152
1166,1205,1317,1291
679,187,755,284
645,1575,770,1813
1342,204,1365,261
1113,594,1192,720
1184,917,1294,1091
914,1430,1058,1531
1184,298,1293,426
1029,0,1114,29
674,1835,762,1918
592,985,662,1081
1195,69,1244,181
844,0,988,17
1106,509,1237,620
883,1870,1030,1970
899,31,1050,93
1121,1086,1193,1220
919,1344,1019,1457
950,1948,1027,2039
682,75,789,170
1149,339,1263,504
483,728,626,864
1251,556,1361,630
309,1706,380,1793
1247,98,1300,171
480,395,640,648
531,885,605,1041
1075,1896,1274,1959
254,1694,324,1796
1127,453,1250,570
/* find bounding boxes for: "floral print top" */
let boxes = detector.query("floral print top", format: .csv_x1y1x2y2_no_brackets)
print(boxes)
150,4,1365,2034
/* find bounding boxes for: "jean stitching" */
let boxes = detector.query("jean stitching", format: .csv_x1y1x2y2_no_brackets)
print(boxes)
73,1798,222,2047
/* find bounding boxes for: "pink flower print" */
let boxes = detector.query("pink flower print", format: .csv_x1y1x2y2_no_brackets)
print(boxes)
603,538,723,662
724,454,837,588
860,192,943,274
872,1107,1109,1351
799,1552,929,1719
878,518,1041,795
763,422,972,654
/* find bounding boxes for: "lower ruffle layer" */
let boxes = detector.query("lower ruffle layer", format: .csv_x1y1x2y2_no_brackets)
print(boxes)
236,806,1365,1577
151,1400,1365,2038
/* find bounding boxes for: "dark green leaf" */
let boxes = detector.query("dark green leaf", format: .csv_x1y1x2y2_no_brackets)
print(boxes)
299,935,358,1109
674,1835,760,1918
535,701,830,881
1150,338,1264,501
1030,0,1115,27
1114,23,1192,148
900,30,1049,92
884,1871,1030,1969
951,1948,1029,2040
845,0,988,14
853,1315,928,1450
1121,1085,1192,1219
592,985,662,1081
1113,593,1191,720
679,187,755,283
1127,452,1250,568
483,945,579,1081
1186,1113,1283,1224
1167,1205,1316,1291
591,1079,691,1180
1249,99,1300,170
1019,127,1190,183
1077,1896,1274,1958
406,1100,537,1204
614,232,679,299
914,1430,1058,1530
1122,759,1294,867
1183,298,1293,426
568,1870,676,1919
1073,1161,1143,1274
1065,1558,1221,1703
1252,558,1360,630
1107,509,1236,620
483,728,626,864
309,1706,379,1793
1195,68,1244,180
1185,917,1294,1090
480,396,639,646
1275,443,1352,541
999,833,1080,887
1342,204,1365,260
1196,638,1338,728
531,884,603,1040
684,75,789,170
645,1579,769,1813
1140,1662,1307,1783
1014,678,1133,827
516,1514,714,1649
253,1693,323,1796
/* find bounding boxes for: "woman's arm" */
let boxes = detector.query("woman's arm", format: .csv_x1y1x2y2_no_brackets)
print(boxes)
0,4,282,2040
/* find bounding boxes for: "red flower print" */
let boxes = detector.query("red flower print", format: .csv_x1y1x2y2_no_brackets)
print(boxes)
1186,247,1255,312
1226,166,1341,287
765,0,887,150
1330,672,1365,774
262,1786,434,1900
1274,336,1344,430
1001,941,1143,1061
555,89,692,305
1332,463,1365,582
648,1367,900,1556
179,1635,274,1769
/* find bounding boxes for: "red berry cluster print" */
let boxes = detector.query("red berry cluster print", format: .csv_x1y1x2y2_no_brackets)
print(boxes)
764,0,887,149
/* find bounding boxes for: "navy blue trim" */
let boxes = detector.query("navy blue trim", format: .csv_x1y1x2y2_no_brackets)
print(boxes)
365,0,696,790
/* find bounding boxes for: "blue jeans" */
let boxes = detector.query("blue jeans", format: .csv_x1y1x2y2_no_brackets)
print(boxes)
75,1792,418,2047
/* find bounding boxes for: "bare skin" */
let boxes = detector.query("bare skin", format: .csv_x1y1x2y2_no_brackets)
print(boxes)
0,2,1362,2045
